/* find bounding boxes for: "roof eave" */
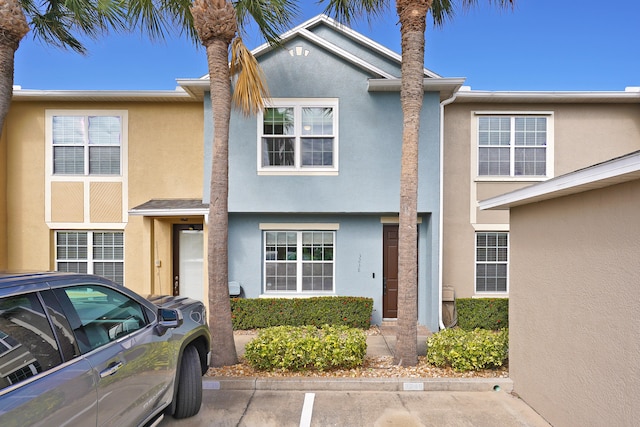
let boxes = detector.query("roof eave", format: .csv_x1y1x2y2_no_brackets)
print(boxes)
368,78,466,101
453,88,640,104
11,87,200,102
479,151,640,210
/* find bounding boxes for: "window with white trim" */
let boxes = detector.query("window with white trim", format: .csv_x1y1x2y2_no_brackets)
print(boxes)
52,114,122,175
55,231,124,285
259,99,338,173
478,115,548,177
264,231,335,293
475,232,508,293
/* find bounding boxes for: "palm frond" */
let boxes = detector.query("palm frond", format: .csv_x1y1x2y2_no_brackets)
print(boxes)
230,37,269,116
321,0,391,26
234,0,300,45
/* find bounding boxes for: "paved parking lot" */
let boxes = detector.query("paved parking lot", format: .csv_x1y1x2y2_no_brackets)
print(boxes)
160,389,550,427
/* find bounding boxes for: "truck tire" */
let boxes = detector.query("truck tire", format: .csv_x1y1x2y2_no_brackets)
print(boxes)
173,345,203,419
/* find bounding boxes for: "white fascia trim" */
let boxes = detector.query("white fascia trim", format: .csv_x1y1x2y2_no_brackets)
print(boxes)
479,152,640,210
128,208,208,217
296,29,396,79
312,15,441,79
456,90,640,103
13,88,194,100
251,14,439,79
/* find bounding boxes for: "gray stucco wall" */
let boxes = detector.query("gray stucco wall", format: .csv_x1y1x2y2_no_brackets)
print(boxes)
509,179,640,426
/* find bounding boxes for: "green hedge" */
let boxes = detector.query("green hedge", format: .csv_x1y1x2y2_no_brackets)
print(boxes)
244,325,367,371
427,328,509,372
456,298,508,330
230,296,373,330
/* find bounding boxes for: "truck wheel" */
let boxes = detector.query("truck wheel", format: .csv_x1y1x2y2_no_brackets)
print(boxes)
173,345,203,419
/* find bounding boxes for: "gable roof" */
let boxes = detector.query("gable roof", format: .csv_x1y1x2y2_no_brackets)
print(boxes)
479,150,640,210
251,14,440,80
178,14,465,101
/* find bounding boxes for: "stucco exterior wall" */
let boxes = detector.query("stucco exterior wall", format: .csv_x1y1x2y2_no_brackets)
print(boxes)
0,125,6,269
4,100,203,296
509,179,640,427
442,102,640,298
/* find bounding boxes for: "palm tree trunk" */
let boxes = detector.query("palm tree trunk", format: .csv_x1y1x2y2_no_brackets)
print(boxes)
0,0,29,135
394,0,431,367
206,37,238,367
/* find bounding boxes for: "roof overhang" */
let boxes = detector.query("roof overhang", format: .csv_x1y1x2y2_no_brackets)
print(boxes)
368,78,466,101
453,87,640,104
129,199,208,217
12,87,201,102
479,151,640,210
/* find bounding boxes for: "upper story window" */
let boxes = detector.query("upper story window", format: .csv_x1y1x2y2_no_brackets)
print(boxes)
258,99,338,175
52,114,122,175
477,114,553,178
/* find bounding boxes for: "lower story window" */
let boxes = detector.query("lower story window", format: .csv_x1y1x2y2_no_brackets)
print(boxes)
475,232,508,293
264,230,335,293
56,231,124,285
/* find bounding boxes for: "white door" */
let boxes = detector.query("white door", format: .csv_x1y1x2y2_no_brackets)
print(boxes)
174,225,204,301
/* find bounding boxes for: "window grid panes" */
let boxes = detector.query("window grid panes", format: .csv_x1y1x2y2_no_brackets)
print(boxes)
475,232,508,293
264,230,335,293
52,114,121,175
261,102,337,170
478,116,547,177
56,231,124,284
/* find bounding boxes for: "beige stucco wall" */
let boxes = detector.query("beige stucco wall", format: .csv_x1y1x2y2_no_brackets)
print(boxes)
442,102,640,298
4,100,204,296
0,125,7,269
509,179,640,427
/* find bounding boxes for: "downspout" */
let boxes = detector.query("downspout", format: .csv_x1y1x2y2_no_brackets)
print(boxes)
438,90,459,330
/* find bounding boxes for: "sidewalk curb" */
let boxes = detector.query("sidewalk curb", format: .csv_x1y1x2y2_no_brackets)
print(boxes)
204,377,513,393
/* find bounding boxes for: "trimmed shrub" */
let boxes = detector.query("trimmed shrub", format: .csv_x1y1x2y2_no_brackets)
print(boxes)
456,298,508,330
244,325,367,371
427,328,508,372
230,297,373,330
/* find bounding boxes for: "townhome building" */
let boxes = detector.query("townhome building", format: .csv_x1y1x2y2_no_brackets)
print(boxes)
2,15,639,332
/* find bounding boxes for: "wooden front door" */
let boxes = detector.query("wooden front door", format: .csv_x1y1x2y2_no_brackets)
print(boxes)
382,225,399,319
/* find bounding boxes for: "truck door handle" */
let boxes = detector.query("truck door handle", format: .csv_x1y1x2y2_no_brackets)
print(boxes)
100,361,123,378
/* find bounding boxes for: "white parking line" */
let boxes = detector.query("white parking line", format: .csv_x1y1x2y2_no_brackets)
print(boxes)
299,392,315,427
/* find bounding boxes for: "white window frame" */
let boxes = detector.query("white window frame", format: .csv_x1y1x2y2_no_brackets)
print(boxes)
257,98,339,176
49,112,124,176
45,110,128,228
261,225,337,295
474,111,554,181
55,230,125,285
474,231,509,295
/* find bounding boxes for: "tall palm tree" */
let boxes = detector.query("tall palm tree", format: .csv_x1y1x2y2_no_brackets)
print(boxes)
129,0,298,367
0,0,126,139
189,0,298,367
322,0,513,366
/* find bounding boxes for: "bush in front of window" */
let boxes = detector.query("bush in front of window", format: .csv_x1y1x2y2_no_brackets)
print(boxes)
230,297,373,330
427,328,509,372
456,298,508,330
243,325,367,371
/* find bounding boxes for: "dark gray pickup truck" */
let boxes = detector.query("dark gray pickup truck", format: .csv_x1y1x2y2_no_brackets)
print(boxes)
0,272,211,426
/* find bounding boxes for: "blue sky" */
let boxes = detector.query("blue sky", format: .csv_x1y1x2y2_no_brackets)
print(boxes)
14,0,640,91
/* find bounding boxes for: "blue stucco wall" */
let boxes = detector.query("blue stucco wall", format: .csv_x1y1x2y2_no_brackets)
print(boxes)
202,24,443,331
228,213,436,327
